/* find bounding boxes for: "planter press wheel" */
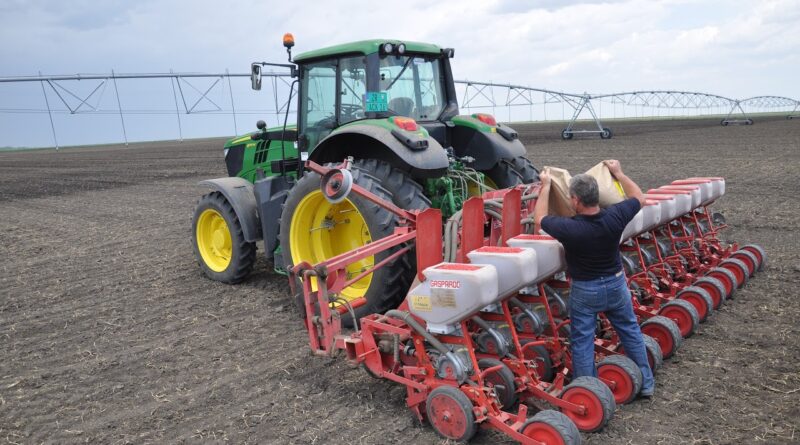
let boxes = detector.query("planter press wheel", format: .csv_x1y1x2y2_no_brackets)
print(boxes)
597,355,642,405
719,258,749,289
730,250,759,277
616,334,664,372
705,267,737,299
559,376,615,433
520,340,555,382
640,315,682,359
478,358,518,409
520,410,581,445
676,286,714,322
658,299,699,338
426,386,477,442
692,276,726,310
740,244,767,271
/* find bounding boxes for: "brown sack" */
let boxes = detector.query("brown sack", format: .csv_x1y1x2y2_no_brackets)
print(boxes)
585,162,626,207
543,166,575,217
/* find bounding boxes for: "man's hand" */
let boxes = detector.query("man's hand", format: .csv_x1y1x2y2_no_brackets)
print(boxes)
539,168,552,187
603,159,622,178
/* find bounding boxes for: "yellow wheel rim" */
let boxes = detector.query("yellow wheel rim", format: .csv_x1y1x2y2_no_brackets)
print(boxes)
196,208,233,272
289,190,373,302
467,175,499,197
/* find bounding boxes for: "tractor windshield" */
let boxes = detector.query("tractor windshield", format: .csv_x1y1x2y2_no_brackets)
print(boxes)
379,55,445,121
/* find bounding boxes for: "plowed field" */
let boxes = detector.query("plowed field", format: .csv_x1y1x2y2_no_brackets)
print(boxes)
1,117,798,444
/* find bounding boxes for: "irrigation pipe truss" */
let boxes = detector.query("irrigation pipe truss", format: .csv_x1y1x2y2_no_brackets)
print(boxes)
1,72,798,149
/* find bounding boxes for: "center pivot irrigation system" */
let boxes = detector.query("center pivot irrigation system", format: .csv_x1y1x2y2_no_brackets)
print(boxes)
183,36,766,444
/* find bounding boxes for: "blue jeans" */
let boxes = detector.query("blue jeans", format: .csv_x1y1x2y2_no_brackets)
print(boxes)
568,272,655,395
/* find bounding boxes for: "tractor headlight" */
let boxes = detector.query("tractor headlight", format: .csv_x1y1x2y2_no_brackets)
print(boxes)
381,42,394,54
396,43,406,55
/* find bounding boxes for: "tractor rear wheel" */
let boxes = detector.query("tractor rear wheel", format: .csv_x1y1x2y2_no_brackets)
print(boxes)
483,158,525,189
280,165,416,320
509,156,540,183
192,191,256,283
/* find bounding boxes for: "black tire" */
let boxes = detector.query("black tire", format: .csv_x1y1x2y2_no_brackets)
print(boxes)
641,315,683,359
642,334,664,372
600,127,613,139
561,376,615,432
508,155,540,183
426,386,477,442
483,158,524,189
192,191,256,284
561,129,574,140
478,358,518,409
521,410,581,445
693,276,726,310
676,286,714,323
597,355,643,405
740,244,767,271
705,266,737,300
659,298,699,338
720,119,729,126
520,340,555,382
350,159,431,210
279,166,413,321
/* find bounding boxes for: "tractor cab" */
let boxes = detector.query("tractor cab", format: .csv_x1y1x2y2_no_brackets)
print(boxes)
290,40,459,153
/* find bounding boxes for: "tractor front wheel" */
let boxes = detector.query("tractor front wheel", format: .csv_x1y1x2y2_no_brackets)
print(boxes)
192,191,256,283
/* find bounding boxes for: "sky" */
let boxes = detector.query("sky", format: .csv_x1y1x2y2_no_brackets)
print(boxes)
1,0,799,147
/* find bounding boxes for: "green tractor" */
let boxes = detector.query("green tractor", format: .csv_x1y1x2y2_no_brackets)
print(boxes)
192,34,538,319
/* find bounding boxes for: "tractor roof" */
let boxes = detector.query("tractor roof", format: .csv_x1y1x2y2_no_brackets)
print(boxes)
293,39,443,63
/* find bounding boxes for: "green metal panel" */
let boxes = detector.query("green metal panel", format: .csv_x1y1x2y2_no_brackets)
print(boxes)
294,39,442,63
223,125,299,181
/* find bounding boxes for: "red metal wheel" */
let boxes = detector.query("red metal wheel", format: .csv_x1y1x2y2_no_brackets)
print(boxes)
676,286,713,322
640,316,682,359
720,258,748,289
692,277,726,309
730,250,758,277
560,376,615,432
425,386,477,442
521,410,581,445
740,244,766,271
658,299,698,338
706,267,736,299
597,355,641,405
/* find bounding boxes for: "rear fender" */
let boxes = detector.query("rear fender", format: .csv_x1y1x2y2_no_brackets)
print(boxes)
199,177,261,242
310,124,448,179
451,116,526,170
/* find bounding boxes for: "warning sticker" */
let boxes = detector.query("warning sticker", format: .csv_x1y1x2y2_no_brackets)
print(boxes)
411,295,432,312
431,288,457,308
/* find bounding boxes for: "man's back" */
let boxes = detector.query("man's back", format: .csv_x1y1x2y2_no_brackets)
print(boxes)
541,198,640,280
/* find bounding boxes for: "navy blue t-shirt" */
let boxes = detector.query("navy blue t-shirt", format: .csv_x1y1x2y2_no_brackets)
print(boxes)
541,198,641,281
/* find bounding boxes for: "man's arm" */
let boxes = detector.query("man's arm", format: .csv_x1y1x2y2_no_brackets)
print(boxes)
534,168,551,226
604,159,645,207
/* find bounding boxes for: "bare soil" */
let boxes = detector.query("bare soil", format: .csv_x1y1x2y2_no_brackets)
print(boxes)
1,117,799,444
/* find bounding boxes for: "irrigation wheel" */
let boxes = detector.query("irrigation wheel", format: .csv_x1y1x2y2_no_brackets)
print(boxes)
192,191,255,283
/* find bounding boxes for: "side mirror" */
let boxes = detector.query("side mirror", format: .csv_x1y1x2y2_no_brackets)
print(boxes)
256,120,267,130
251,64,262,90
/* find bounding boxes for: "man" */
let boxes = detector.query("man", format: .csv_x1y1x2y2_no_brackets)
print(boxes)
533,160,655,398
